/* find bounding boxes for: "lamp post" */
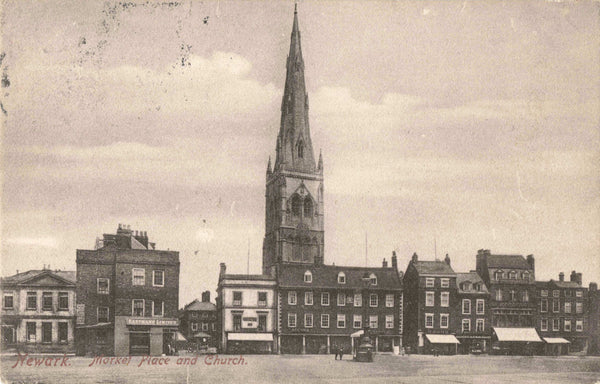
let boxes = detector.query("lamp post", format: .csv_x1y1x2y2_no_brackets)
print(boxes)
360,272,373,355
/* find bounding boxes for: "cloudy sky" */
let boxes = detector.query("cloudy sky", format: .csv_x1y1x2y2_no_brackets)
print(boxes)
2,0,599,306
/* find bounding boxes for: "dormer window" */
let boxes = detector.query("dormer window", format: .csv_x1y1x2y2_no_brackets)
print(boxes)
522,271,529,280
337,272,346,284
304,270,312,283
370,273,377,286
494,270,504,280
509,271,517,279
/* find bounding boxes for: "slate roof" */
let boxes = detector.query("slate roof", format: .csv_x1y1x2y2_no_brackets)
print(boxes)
456,272,489,294
277,264,402,289
486,254,531,270
183,299,217,312
1,269,76,285
412,260,455,276
536,280,582,289
221,274,276,281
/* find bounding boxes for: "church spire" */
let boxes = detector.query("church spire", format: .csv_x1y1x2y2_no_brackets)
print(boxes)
274,4,316,174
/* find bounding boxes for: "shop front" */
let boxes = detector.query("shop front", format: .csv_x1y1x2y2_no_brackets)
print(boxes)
424,334,460,355
114,317,179,356
456,336,490,354
226,332,274,354
543,337,570,356
491,327,542,355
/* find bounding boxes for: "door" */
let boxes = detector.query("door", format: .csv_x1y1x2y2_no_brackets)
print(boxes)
129,333,150,355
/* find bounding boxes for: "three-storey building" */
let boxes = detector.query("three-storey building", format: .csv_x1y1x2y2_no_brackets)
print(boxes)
179,291,218,348
455,271,491,353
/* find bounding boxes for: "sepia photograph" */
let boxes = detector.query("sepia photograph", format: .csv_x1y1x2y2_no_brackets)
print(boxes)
1,0,599,382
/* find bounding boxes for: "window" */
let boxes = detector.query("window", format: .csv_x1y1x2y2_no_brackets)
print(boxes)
132,268,145,286
476,318,484,332
522,290,529,302
565,290,572,297
386,294,394,308
233,314,242,331
27,292,37,310
321,314,329,328
440,292,449,307
509,290,516,302
202,323,209,331
552,318,560,331
370,294,378,307
369,315,378,329
191,322,198,331
58,322,68,343
304,271,312,283
540,318,548,331
97,307,109,322
564,320,571,332
440,314,449,329
462,299,471,315
354,293,362,307
305,313,313,328
132,299,144,316
258,315,267,332
212,323,216,331
337,272,346,284
370,273,377,286
576,320,583,332
256,291,267,307
509,271,516,279
152,300,164,317
337,314,346,328
288,313,297,328
552,299,559,313
576,302,583,314
152,270,164,287
97,278,109,294
96,329,108,344
425,314,434,328
441,278,449,288
476,299,485,315
321,292,330,306
353,314,362,329
540,299,548,313
385,315,394,329
305,291,313,306
425,291,434,307
291,195,301,216
522,271,530,280
495,289,502,301
462,319,471,333
42,322,52,343
565,302,572,314
494,271,502,280
42,292,53,311
337,293,346,306
541,290,548,297
234,291,243,306
58,292,69,310
553,290,560,298
297,140,304,158
576,290,583,298
425,278,434,288
27,322,36,342
304,199,313,217
3,293,14,309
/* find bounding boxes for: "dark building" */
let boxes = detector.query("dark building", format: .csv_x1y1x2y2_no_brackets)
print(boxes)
475,249,541,354
588,282,600,355
455,271,491,354
277,256,403,355
76,224,180,356
179,291,218,348
535,271,588,355
403,253,460,354
1,269,76,354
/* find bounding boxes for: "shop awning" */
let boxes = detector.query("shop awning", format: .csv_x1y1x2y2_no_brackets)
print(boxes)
228,333,273,341
192,332,212,339
76,322,112,329
425,334,460,344
493,327,542,342
351,330,364,338
543,337,570,344
174,332,188,342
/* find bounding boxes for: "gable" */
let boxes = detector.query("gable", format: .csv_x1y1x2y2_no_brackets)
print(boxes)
20,273,75,287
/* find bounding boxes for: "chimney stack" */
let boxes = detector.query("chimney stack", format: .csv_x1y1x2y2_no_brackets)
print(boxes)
411,252,418,263
570,271,582,285
201,290,211,303
590,282,598,291
382,258,388,268
559,272,564,282
526,254,535,272
444,253,451,266
391,251,398,270
220,263,226,276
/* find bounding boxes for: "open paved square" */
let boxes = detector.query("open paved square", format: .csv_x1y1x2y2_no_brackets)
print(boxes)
2,354,600,384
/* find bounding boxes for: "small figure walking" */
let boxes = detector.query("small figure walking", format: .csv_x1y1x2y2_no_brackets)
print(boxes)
334,345,339,360
338,347,344,360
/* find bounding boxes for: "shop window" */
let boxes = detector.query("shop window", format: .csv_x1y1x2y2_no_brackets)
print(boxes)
98,307,109,323
42,322,52,343
385,315,394,329
152,270,164,287
369,315,378,329
132,299,145,317
321,292,329,306
370,294,378,307
321,314,329,328
27,292,37,310
58,292,69,310
132,268,145,286
386,294,394,307
258,292,267,307
58,322,68,344
26,322,36,342
288,313,296,328
353,314,362,329
288,291,297,305
97,278,109,295
3,293,14,309
354,293,362,307
305,291,313,306
337,314,346,328
305,313,314,328
440,314,449,329
233,291,243,306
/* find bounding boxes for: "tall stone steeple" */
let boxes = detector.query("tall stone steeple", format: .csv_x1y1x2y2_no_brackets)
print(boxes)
263,5,324,274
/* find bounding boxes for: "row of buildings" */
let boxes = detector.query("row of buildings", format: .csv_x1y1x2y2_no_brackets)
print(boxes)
1,6,598,358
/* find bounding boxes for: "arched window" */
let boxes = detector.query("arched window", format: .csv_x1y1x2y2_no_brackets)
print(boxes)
297,140,304,159
337,272,346,284
304,270,312,283
303,198,313,217
291,195,301,217
370,273,377,286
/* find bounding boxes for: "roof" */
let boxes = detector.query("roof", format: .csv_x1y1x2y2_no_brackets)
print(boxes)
412,260,455,276
183,299,216,312
493,327,542,342
277,264,402,289
221,274,276,281
1,269,76,286
456,272,489,294
536,280,583,289
486,255,531,270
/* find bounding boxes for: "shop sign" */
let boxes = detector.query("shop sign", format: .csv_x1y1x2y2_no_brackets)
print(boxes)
126,318,179,327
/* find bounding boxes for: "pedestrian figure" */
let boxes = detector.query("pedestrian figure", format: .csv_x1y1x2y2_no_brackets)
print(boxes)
338,347,344,360
334,345,339,360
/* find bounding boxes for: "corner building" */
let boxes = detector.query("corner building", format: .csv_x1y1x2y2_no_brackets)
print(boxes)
76,225,180,356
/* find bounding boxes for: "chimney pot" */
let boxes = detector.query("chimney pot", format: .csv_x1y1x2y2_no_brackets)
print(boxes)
411,252,418,263
382,258,388,268
444,253,451,266
559,272,564,281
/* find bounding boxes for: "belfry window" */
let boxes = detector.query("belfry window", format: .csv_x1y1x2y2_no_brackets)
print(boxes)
304,198,313,217
291,195,301,217
298,140,304,158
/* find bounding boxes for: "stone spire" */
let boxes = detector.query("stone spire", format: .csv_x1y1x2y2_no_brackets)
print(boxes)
266,156,272,176
274,4,316,174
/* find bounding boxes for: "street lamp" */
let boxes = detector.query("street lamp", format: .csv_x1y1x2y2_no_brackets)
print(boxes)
355,272,374,362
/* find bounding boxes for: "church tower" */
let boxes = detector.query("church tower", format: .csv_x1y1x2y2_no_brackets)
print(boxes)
263,5,324,274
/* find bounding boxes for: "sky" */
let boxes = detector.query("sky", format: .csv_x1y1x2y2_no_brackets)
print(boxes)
1,0,599,307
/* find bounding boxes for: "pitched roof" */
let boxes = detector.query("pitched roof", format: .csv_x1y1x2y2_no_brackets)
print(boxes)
456,272,489,294
486,254,531,269
412,260,455,276
221,274,276,281
1,270,76,285
277,264,402,289
536,280,582,289
183,299,216,312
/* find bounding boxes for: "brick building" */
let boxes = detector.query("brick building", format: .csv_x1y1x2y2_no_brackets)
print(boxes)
588,282,600,355
403,253,460,354
1,268,76,353
455,271,491,353
179,291,218,348
76,224,180,356
535,271,588,354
